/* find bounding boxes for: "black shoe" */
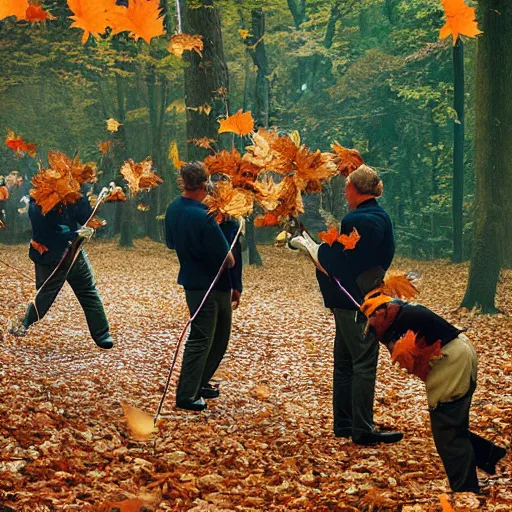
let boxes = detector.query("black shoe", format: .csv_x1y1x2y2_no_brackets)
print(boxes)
334,427,352,438
95,336,114,350
353,430,404,446
176,398,207,412
480,446,507,475
201,386,220,399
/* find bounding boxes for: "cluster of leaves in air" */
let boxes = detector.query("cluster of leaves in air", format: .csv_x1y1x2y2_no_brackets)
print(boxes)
197,110,365,225
0,0,204,57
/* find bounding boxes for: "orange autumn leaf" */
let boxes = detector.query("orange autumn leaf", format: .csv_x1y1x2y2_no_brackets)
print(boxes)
318,227,339,247
121,403,156,440
137,203,150,212
439,494,454,512
5,130,37,157
47,151,97,185
168,33,204,58
254,212,278,227
331,141,365,177
391,330,443,381
120,157,163,196
109,0,165,45
218,109,255,136
188,137,216,150
67,0,114,45
98,140,111,154
30,240,49,255
440,0,482,44
0,186,9,201
25,3,55,22
377,274,419,300
0,0,29,21
250,384,271,400
86,216,106,229
106,186,127,202
204,180,254,219
337,227,360,250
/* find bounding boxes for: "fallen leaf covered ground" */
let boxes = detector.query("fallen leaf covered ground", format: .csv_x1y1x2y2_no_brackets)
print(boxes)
0,240,510,511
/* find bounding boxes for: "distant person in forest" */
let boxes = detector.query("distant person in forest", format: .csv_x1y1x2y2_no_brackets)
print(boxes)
290,165,403,445
0,176,9,228
363,296,507,492
165,162,243,412
9,195,114,350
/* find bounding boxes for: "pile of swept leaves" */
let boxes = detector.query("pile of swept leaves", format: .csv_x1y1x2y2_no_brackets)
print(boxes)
0,241,510,511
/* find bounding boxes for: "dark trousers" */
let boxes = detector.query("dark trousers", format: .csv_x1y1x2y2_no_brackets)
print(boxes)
23,251,110,343
430,380,500,492
333,308,378,437
176,290,232,404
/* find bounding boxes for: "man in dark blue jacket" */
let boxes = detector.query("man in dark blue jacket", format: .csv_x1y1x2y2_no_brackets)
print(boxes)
10,195,113,349
165,162,242,411
290,165,402,445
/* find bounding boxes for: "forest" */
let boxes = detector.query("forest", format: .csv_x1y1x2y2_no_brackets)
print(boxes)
0,1,511,511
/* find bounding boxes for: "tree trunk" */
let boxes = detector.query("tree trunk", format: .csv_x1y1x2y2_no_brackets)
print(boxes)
452,38,464,262
461,0,512,312
287,0,306,29
181,0,229,160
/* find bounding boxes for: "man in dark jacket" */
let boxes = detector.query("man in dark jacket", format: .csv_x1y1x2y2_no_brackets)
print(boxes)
290,165,402,445
165,162,243,412
10,195,113,349
365,298,507,492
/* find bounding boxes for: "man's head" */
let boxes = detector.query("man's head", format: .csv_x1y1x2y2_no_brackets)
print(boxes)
345,165,383,210
179,161,208,192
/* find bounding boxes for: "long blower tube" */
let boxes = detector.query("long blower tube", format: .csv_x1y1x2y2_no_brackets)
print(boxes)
153,219,244,425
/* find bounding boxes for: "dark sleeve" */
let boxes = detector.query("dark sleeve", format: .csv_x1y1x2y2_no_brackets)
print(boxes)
202,215,230,270
317,214,385,279
165,206,175,250
74,196,94,226
229,236,243,292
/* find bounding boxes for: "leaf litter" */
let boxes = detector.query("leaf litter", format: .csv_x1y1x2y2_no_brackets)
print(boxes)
0,242,510,511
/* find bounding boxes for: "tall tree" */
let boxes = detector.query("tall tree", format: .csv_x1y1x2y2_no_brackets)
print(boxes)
181,0,229,160
461,0,512,312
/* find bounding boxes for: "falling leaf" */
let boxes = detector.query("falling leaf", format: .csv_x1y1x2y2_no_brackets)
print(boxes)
289,130,301,148
337,227,360,250
0,219,6,230
86,216,106,229
30,240,49,255
137,204,150,212
98,141,111,154
5,130,37,157
218,109,255,136
439,494,454,512
187,137,216,150
106,118,123,132
331,142,365,177
25,3,55,22
254,213,279,227
67,0,113,44
168,141,187,169
166,98,186,113
439,0,482,44
168,33,204,57
0,0,28,21
106,186,127,202
204,180,253,219
376,274,419,300
109,0,165,44
120,157,163,196
238,29,250,39
318,227,339,247
5,171,23,188
121,403,156,440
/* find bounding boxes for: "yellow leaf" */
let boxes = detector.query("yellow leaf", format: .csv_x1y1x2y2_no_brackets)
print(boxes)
121,403,156,440
289,130,301,148
168,33,204,58
166,98,186,113
238,29,250,39
168,140,187,169
106,118,123,132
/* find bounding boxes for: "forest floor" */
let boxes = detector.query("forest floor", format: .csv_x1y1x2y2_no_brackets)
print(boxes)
0,240,511,512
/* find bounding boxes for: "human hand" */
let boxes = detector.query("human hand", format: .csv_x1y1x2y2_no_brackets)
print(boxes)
76,226,95,241
231,289,241,310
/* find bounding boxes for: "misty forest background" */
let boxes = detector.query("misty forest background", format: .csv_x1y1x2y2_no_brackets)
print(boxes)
0,0,511,313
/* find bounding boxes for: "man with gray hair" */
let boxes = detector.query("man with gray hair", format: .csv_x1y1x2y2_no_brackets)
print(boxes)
291,165,402,445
